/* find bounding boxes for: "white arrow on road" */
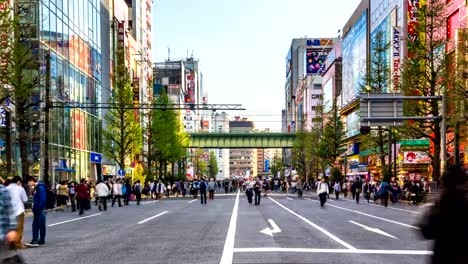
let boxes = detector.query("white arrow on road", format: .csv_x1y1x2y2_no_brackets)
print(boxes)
260,219,282,237
349,220,398,239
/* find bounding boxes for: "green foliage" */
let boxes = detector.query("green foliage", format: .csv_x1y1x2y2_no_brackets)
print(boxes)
329,167,344,184
317,105,344,169
270,154,283,179
102,44,142,169
146,94,188,177
399,1,451,181
208,151,219,179
0,4,40,179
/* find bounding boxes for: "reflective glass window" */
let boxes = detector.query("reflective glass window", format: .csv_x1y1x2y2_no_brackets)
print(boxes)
49,11,57,50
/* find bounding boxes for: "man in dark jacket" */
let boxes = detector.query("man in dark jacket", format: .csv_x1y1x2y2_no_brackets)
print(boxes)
26,177,47,247
254,178,262,206
199,178,207,205
420,165,468,264
76,179,90,216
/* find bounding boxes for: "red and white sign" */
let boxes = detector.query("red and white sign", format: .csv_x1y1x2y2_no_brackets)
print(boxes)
117,22,125,45
404,151,431,164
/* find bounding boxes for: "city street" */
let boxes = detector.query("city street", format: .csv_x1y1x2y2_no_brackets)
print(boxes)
19,193,432,264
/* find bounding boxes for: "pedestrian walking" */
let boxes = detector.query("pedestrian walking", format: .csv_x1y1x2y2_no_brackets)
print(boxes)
69,182,77,212
156,180,165,201
317,178,329,207
420,165,468,264
350,181,356,200
76,179,90,216
333,181,341,200
57,181,69,211
391,183,401,204
362,181,371,203
6,176,28,249
149,180,155,199
342,181,348,198
297,179,304,198
133,180,142,205
208,178,216,200
380,181,390,207
193,179,200,199
355,178,362,204
96,180,110,211
112,179,123,207
123,180,132,205
0,183,19,262
199,178,207,205
26,176,47,247
254,178,262,206
262,179,270,197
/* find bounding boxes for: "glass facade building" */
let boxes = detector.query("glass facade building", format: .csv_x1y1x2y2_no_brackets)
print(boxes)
39,0,103,182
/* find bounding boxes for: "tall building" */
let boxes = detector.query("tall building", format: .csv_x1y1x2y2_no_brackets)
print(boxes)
212,112,230,180
153,57,203,133
35,0,105,182
283,38,336,133
229,117,257,177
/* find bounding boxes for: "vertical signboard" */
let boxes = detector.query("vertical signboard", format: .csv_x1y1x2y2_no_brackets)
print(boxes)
392,26,401,92
117,21,125,45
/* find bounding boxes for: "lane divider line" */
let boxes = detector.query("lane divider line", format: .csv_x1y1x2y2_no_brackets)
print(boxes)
307,199,419,229
188,199,197,203
142,201,156,205
268,197,356,250
233,247,432,255
220,190,241,264
137,211,168,224
286,197,293,201
48,213,102,227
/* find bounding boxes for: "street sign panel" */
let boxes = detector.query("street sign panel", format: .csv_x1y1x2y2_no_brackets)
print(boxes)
118,169,125,176
360,93,404,127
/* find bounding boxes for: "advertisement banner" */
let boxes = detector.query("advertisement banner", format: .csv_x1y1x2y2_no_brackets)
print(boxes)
305,48,331,75
102,165,116,176
342,11,367,105
404,151,431,164
345,111,360,138
407,0,426,43
370,15,391,92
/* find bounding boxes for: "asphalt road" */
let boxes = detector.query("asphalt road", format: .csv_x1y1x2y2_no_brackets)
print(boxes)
16,192,433,264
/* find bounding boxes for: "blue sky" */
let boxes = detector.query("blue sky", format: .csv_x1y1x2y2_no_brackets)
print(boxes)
153,0,362,130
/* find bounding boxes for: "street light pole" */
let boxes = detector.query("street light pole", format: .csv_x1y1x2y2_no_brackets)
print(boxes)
43,51,51,185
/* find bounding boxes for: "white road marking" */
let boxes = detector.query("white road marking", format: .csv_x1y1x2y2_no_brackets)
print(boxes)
324,202,420,229
349,220,398,239
307,199,419,229
142,201,156,205
268,197,356,250
338,198,422,214
286,197,293,201
48,213,102,227
260,219,282,237
304,198,311,201
137,211,168,224
233,247,432,255
188,199,197,203
220,190,240,264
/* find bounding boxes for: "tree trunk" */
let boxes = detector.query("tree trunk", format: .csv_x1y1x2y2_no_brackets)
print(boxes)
432,128,442,182
18,129,30,180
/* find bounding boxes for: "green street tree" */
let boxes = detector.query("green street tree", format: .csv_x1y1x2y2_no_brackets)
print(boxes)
102,44,142,171
359,30,391,169
208,151,219,179
195,148,208,177
399,1,453,181
292,121,315,182
270,154,284,179
0,3,40,179
317,102,344,171
146,94,188,178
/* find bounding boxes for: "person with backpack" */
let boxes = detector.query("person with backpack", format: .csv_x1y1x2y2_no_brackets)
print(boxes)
199,178,208,205
317,178,329,207
133,180,142,205
193,179,200,199
380,180,390,207
123,179,132,205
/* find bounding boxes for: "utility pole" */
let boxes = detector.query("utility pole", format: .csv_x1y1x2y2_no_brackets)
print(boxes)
43,51,50,185
5,109,12,176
